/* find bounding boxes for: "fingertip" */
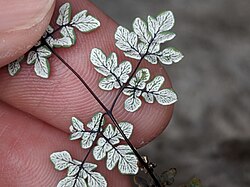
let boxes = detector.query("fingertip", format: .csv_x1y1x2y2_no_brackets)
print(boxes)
0,0,56,67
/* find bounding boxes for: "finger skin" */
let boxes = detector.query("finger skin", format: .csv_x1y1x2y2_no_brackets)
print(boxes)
0,0,174,148
0,101,132,187
0,0,56,67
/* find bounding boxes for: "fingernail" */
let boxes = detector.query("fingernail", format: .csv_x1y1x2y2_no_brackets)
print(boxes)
0,0,54,32
0,0,55,66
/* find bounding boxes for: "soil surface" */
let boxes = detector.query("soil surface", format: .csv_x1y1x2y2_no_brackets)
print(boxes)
92,1,250,186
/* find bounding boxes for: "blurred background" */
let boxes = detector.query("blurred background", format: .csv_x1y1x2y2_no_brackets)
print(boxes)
92,0,250,186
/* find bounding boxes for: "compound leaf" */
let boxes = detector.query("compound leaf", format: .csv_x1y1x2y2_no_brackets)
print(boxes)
115,11,183,66
9,3,101,79
123,68,177,111
93,122,133,161
98,60,132,90
51,151,107,187
92,121,138,175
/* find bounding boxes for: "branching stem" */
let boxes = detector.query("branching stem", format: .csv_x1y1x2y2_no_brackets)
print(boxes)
109,55,145,112
44,41,161,187
110,36,155,112
73,112,107,186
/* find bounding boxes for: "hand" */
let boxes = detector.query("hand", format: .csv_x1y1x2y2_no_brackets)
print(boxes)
0,0,174,186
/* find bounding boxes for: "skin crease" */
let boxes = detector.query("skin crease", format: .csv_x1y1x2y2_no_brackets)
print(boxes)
0,0,175,186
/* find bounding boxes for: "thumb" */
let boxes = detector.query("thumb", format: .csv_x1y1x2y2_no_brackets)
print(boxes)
0,0,55,67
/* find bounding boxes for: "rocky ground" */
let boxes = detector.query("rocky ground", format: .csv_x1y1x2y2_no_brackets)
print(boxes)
92,1,250,186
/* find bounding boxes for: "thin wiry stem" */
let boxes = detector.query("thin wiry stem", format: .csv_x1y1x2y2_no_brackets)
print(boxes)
44,42,161,187
73,145,92,186
108,113,161,186
109,36,155,112
44,42,109,113
109,55,145,112
73,112,107,187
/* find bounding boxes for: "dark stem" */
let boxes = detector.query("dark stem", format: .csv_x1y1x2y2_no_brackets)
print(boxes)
110,36,155,112
47,23,71,37
108,37,161,186
73,145,92,186
44,42,161,187
108,113,161,186
109,55,145,112
73,112,107,187
124,86,160,96
44,42,109,112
